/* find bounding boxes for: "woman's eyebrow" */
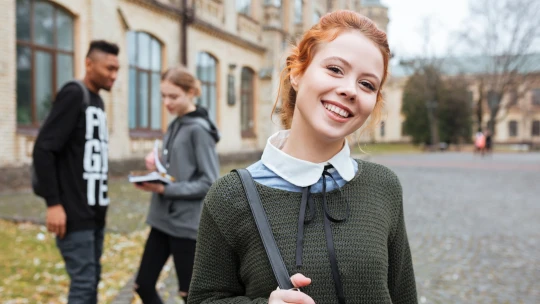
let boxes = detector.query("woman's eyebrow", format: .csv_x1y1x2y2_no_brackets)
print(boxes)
323,56,352,69
323,56,381,84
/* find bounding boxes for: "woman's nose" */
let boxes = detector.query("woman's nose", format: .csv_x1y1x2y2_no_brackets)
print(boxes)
336,83,357,102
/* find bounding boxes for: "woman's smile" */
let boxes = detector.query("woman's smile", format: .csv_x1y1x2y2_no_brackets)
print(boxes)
322,100,353,122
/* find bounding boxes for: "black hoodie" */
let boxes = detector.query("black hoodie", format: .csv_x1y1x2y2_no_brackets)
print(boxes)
32,83,109,232
184,105,220,142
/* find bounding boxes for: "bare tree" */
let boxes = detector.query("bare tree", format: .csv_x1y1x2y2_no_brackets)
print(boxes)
460,0,540,134
399,17,445,147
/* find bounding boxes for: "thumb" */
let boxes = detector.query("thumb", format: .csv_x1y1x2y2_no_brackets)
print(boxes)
290,273,312,288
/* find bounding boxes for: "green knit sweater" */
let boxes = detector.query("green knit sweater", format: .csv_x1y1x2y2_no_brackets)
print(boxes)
189,160,417,304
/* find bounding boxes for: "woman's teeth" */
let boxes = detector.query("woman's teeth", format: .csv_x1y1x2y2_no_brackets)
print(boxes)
324,103,350,118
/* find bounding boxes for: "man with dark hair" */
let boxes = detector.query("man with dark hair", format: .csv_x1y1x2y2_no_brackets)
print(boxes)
32,39,120,303
86,40,120,58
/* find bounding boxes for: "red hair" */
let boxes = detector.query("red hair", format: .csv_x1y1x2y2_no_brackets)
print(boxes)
274,10,390,131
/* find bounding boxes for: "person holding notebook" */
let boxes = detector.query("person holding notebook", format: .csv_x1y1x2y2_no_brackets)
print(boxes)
188,10,417,304
133,66,220,304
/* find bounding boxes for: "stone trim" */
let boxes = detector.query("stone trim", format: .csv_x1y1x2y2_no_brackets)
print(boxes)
191,19,266,54
262,26,293,41
126,0,182,20
127,1,266,53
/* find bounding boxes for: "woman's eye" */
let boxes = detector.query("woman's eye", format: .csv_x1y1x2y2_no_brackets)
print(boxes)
327,66,342,74
360,81,376,91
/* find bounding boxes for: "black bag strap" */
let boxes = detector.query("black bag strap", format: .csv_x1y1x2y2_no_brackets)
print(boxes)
234,169,294,290
69,80,90,107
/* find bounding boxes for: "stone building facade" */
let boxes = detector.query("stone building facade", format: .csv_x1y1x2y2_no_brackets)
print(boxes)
0,0,389,188
376,56,540,146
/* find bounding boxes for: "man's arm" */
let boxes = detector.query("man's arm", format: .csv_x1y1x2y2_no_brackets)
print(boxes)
32,84,84,206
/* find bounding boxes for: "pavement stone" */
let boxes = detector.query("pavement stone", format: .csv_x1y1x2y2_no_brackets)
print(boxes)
373,152,540,304
118,152,540,303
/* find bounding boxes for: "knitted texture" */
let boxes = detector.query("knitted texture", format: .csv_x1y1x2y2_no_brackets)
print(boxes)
189,160,417,304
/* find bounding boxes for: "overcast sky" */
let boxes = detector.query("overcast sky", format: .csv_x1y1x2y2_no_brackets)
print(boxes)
381,0,470,59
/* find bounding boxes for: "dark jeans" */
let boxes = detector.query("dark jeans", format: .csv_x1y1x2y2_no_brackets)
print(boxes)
135,227,197,304
56,228,104,304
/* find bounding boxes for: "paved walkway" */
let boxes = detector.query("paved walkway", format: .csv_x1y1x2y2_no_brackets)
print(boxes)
371,152,540,303
115,152,540,303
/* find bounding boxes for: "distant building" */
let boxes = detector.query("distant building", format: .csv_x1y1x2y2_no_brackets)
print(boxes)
369,54,540,146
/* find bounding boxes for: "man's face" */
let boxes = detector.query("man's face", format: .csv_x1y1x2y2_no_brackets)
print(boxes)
86,52,120,91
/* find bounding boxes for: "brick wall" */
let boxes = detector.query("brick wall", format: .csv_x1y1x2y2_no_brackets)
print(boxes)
0,0,16,166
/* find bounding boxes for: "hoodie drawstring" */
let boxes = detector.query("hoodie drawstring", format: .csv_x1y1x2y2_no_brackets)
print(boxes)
295,165,349,304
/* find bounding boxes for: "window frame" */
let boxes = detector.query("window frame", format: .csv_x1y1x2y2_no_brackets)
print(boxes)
532,88,540,106
294,0,303,24
16,0,75,131
532,120,540,137
236,0,251,15
508,120,518,137
240,67,256,138
127,31,163,136
264,0,281,6
313,10,321,24
196,52,218,124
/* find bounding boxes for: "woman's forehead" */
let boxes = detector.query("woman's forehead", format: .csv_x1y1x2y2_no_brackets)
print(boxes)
312,31,384,76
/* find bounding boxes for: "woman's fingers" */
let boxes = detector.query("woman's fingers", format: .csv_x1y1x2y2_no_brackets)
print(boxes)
268,274,314,304
270,290,315,304
290,273,312,288
145,151,156,170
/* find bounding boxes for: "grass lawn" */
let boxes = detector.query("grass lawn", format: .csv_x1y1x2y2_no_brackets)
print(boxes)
0,220,149,303
0,161,254,233
0,179,152,234
0,161,254,303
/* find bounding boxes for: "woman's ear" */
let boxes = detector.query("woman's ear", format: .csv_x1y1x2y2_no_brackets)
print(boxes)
290,74,299,91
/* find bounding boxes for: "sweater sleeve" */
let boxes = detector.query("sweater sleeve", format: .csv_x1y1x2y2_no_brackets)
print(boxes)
188,204,269,304
387,180,418,303
32,84,84,206
163,125,219,200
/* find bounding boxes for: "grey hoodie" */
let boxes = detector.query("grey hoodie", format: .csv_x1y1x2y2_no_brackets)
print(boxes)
146,106,220,239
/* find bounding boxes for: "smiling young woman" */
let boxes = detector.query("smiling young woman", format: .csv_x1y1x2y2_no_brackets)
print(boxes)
188,10,417,304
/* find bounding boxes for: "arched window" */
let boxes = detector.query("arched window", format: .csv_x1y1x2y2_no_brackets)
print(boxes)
532,88,540,106
241,67,255,137
264,0,281,6
236,0,251,15
196,52,218,123
313,10,321,24
294,0,303,24
16,0,74,126
127,31,162,132
508,120,518,137
532,120,540,137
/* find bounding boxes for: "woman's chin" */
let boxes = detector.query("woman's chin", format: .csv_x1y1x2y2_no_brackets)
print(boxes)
312,123,351,143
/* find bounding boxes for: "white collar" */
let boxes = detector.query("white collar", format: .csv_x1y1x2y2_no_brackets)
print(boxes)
261,130,355,187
